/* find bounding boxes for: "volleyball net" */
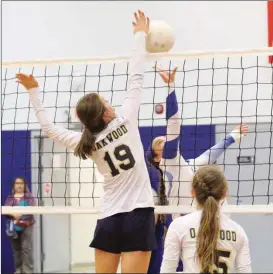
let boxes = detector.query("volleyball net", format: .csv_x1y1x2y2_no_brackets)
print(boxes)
2,47,273,215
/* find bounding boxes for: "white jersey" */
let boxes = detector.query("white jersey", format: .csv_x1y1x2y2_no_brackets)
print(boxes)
28,32,154,219
161,210,252,273
160,86,244,209
159,85,194,207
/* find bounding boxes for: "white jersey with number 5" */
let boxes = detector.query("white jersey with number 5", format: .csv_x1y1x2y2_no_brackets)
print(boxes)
28,31,154,219
161,210,252,273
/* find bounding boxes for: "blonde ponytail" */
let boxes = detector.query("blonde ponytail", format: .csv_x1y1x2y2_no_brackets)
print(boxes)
192,166,228,273
197,196,220,273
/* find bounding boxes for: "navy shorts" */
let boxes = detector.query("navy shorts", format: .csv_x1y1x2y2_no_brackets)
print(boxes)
90,207,157,254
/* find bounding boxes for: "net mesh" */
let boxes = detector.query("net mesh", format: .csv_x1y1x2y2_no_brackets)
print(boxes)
2,49,273,214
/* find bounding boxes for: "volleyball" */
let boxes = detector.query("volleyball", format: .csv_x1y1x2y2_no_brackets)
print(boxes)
146,20,175,53
2,6,273,274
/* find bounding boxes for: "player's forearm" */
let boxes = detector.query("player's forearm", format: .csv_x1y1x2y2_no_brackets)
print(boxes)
166,85,180,139
197,136,234,165
129,31,147,76
28,87,66,142
28,87,55,132
28,88,81,150
121,32,147,121
125,32,146,96
163,85,181,159
162,88,192,172
193,134,236,166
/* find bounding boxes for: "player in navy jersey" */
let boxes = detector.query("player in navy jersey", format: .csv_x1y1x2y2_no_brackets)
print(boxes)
16,10,157,274
145,67,178,274
161,166,252,273
146,66,248,273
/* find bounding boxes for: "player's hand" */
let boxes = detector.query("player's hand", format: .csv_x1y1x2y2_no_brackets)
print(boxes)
153,66,178,84
132,10,150,34
234,124,248,136
16,73,39,90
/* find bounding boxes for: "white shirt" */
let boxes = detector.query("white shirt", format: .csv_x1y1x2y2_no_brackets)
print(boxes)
160,88,242,209
28,32,154,219
159,86,195,207
161,210,252,273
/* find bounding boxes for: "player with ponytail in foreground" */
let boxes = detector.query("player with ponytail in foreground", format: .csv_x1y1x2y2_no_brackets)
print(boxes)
16,10,157,274
161,166,252,273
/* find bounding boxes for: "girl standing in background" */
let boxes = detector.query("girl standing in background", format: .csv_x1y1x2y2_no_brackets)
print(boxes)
5,177,35,274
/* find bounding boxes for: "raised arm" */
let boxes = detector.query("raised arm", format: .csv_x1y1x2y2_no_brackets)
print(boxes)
188,124,248,171
158,68,182,196
163,83,181,159
154,67,181,162
155,67,194,206
16,74,82,150
121,10,149,122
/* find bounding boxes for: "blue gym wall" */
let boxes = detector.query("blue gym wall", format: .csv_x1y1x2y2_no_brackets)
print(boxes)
1,131,32,274
139,125,215,160
1,125,214,274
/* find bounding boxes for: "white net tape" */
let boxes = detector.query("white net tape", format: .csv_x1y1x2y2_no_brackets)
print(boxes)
3,47,273,67
2,205,273,215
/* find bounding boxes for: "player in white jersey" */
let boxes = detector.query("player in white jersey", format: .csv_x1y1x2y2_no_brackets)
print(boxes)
16,10,157,273
148,67,249,273
151,67,248,207
161,165,252,273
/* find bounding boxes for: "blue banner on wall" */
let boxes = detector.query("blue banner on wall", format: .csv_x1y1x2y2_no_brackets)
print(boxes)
139,124,215,160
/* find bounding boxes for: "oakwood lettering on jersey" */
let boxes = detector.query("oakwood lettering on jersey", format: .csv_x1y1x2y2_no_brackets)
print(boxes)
93,125,128,151
190,228,237,242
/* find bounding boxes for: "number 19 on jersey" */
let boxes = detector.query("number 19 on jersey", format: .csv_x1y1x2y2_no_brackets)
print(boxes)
104,144,136,177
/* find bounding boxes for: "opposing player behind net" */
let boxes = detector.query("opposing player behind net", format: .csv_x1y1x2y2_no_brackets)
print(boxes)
161,165,252,273
147,66,249,274
152,66,249,208
145,66,181,274
16,10,157,274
